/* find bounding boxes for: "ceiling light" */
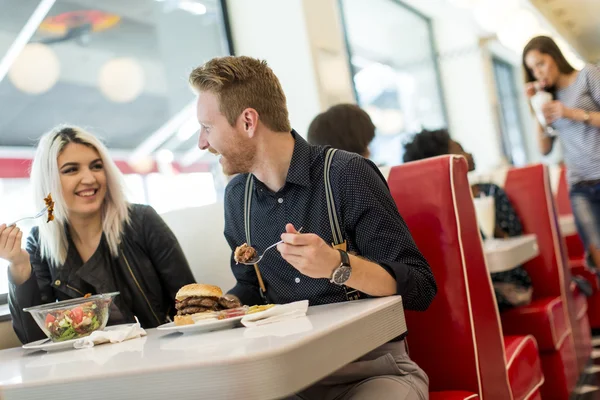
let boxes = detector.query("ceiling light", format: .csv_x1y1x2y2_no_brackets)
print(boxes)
0,0,56,84
497,8,540,53
8,42,60,94
178,1,207,15
98,57,145,103
473,0,519,33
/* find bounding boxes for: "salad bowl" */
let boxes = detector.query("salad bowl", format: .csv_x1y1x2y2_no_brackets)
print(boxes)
24,292,119,342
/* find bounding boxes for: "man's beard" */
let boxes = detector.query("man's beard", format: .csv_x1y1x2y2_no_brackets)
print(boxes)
220,149,254,176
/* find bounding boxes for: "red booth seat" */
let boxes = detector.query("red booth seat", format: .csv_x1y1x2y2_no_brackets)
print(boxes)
429,392,478,400
501,297,568,351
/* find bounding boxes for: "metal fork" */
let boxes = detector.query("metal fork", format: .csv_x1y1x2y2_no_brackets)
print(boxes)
8,206,48,227
239,227,304,265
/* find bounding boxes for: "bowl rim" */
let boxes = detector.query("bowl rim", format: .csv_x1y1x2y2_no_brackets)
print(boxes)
23,291,120,313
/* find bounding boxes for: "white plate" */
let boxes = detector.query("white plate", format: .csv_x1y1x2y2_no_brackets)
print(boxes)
22,337,78,352
156,315,244,334
21,324,136,352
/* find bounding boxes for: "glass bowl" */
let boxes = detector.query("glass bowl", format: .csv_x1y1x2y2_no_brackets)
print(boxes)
24,292,119,342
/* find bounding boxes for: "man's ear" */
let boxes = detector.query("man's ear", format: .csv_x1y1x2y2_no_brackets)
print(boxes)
241,108,259,138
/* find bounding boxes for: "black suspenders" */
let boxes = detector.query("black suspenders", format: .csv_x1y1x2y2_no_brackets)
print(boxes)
243,148,361,303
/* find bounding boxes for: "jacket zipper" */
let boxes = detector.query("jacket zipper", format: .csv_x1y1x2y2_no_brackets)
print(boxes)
122,252,162,325
66,284,85,296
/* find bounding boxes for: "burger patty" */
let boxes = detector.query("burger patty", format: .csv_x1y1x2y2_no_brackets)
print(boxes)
177,306,212,315
175,297,219,310
218,295,242,309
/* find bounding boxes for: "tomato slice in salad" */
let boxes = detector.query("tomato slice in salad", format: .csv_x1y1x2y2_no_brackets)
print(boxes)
45,314,56,326
71,307,84,325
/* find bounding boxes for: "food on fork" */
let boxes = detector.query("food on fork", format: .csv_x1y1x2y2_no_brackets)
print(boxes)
174,284,243,326
44,194,55,222
234,243,257,264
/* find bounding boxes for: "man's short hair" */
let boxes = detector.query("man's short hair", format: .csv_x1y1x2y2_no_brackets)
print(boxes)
189,56,291,132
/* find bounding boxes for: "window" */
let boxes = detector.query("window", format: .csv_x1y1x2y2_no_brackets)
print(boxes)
339,0,447,166
492,57,528,166
0,0,232,299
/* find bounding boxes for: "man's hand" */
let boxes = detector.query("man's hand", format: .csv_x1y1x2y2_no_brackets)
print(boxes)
277,224,340,279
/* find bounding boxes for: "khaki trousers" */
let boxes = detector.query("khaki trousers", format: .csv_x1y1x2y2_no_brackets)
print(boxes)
283,340,429,400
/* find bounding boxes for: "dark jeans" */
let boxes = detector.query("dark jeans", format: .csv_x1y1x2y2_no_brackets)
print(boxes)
570,182,600,260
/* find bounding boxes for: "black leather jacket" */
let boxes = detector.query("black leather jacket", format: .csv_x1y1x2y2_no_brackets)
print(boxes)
8,204,195,344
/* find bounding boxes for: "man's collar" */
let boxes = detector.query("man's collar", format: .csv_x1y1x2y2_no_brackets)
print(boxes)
285,130,311,187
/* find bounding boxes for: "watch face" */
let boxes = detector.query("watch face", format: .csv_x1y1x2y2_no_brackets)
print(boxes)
333,266,351,284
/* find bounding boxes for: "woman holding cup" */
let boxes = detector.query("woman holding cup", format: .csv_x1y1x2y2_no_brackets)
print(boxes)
523,36,600,268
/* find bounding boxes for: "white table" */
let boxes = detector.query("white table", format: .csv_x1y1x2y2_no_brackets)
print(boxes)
559,214,577,237
0,297,406,400
484,234,539,273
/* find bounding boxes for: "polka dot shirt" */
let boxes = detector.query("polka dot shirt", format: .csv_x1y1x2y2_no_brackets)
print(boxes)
553,64,600,186
224,131,437,312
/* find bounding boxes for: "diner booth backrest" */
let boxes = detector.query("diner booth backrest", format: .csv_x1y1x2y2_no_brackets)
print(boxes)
469,165,569,299
549,164,573,216
504,165,588,379
161,202,237,292
388,155,511,398
552,165,586,259
470,165,583,387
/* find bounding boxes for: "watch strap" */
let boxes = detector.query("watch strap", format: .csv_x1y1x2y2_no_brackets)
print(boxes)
338,249,350,266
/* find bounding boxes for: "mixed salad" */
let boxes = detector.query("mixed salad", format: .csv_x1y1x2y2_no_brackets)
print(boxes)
45,301,102,341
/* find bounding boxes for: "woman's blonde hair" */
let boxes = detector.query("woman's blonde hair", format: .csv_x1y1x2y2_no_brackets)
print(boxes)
30,125,130,266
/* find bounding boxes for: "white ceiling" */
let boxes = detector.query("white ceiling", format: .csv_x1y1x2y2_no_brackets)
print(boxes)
529,0,600,63
0,0,227,151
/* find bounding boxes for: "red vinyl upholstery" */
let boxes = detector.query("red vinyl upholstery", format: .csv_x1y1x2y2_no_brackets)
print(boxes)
504,336,544,400
502,164,584,396
388,156,543,399
501,298,568,351
572,284,593,371
555,165,573,217
556,165,586,266
430,392,479,400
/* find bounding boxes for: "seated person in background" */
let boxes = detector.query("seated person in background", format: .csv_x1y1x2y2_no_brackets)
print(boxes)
190,56,436,400
403,128,532,312
1,126,196,344
307,103,375,158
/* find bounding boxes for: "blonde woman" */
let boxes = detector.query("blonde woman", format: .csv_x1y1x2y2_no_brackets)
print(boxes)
0,126,195,344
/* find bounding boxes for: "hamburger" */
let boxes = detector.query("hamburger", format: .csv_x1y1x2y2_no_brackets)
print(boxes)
174,283,242,326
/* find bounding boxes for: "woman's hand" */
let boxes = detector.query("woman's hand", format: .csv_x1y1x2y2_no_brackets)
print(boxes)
525,82,537,99
542,100,572,124
0,224,31,284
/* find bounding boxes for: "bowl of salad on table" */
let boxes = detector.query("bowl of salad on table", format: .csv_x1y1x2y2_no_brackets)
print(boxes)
24,292,119,342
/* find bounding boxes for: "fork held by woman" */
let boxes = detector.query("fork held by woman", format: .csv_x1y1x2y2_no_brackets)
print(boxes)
8,206,49,227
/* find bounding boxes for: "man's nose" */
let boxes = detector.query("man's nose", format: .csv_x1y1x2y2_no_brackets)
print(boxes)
198,129,209,150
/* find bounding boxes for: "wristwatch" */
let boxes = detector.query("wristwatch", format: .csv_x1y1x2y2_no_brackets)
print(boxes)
583,111,591,123
330,249,352,285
